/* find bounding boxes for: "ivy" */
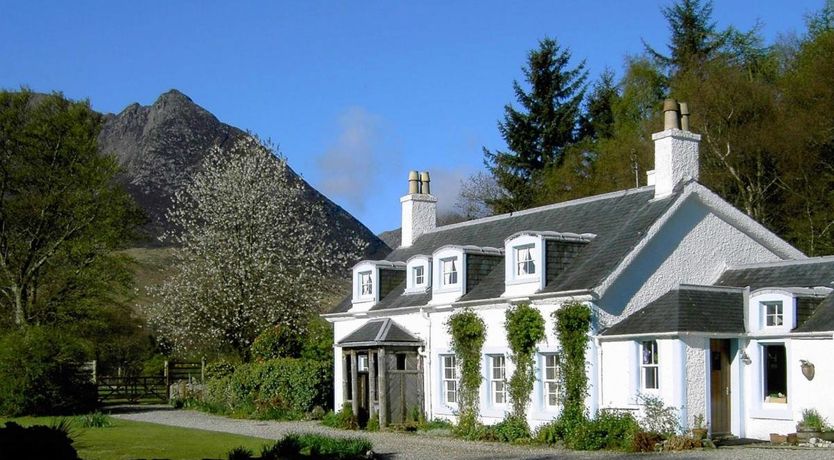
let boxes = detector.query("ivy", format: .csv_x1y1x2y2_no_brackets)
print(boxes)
505,303,545,420
554,301,592,424
446,308,486,434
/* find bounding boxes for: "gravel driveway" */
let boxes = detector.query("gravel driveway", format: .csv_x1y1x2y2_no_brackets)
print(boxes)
113,409,832,460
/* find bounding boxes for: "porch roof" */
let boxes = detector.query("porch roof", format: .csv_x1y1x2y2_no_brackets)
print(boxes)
337,318,423,348
795,292,834,333
601,285,745,336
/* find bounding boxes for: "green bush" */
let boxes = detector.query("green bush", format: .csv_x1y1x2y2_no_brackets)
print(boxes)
201,357,332,419
321,403,358,430
505,304,545,419
800,408,830,431
447,309,486,434
535,410,638,451
74,411,113,428
0,421,80,460
251,326,302,362
632,431,662,452
205,360,237,380
0,327,97,416
637,394,680,435
261,433,372,460
494,415,531,443
227,446,254,460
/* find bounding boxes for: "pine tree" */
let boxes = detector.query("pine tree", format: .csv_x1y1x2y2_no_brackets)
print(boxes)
484,38,587,213
644,0,726,75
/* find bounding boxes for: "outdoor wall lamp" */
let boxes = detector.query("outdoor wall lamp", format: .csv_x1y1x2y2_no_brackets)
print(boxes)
739,349,752,365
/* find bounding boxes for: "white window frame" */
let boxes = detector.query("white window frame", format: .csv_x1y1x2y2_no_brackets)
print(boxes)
359,271,373,297
413,265,425,287
441,354,457,405
762,301,784,327
490,355,507,406
762,343,788,404
515,244,536,277
641,340,659,390
542,353,559,408
441,257,458,286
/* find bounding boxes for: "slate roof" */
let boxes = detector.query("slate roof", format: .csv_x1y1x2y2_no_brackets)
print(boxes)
331,186,677,313
794,292,834,332
715,257,834,290
602,286,745,336
337,318,423,347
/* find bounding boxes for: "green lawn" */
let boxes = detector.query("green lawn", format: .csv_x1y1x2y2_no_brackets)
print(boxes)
2,416,271,460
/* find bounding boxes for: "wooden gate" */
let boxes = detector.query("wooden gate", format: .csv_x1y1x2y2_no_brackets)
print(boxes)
384,352,423,424
96,360,204,403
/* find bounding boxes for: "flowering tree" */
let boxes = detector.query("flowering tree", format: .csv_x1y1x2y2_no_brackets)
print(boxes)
147,136,363,358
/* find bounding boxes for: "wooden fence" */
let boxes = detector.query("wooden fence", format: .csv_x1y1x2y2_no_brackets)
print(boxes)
92,359,205,403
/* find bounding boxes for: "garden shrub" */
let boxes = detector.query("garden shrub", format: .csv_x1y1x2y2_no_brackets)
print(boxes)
505,303,545,423
494,415,531,443
637,394,680,436
535,410,638,451
446,308,486,436
227,446,254,460
321,403,359,430
0,327,97,416
75,411,113,428
251,325,302,362
201,357,332,419
260,433,372,460
0,421,80,460
663,434,700,451
553,302,592,424
632,431,662,452
205,360,237,380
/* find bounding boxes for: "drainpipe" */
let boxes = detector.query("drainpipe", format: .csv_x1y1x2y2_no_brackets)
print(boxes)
419,307,432,418
594,335,603,410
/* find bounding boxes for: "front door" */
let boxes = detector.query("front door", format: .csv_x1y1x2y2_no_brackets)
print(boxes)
710,339,732,435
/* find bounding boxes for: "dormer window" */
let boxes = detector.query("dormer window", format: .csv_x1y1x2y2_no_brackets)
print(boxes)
515,245,535,276
359,271,373,296
441,257,458,286
763,301,783,327
413,265,425,286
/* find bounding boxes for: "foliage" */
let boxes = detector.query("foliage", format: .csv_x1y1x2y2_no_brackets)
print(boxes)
483,37,588,212
644,0,727,75
227,446,254,460
261,433,373,460
205,360,237,380
321,403,358,431
553,302,591,423
494,415,531,443
632,431,663,452
0,327,96,416
365,414,380,432
0,90,141,332
692,413,705,429
446,308,486,435
201,357,332,419
535,410,638,451
799,408,830,431
74,412,112,428
637,394,681,435
663,434,700,451
0,421,80,460
504,303,545,420
250,325,302,362
147,135,363,359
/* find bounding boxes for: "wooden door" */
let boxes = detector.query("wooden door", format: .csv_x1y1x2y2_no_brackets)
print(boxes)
357,373,369,427
710,339,731,435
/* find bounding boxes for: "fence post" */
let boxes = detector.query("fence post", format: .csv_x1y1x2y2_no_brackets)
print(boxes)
201,356,206,383
164,360,170,399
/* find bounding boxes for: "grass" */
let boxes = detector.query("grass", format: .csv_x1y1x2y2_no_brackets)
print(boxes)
2,415,270,460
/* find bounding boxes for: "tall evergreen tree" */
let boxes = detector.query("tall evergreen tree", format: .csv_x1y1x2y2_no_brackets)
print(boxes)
644,0,726,75
484,38,587,213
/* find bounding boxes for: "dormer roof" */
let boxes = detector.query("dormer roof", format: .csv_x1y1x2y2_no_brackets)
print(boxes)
715,256,834,290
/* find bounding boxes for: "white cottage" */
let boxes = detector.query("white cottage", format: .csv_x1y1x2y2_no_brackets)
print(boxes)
322,100,834,439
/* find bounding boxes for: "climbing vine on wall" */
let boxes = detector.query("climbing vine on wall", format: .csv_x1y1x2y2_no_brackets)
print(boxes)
447,308,486,433
554,301,592,422
505,303,545,419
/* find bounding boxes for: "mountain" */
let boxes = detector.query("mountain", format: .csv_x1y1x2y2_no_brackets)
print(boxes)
98,89,389,258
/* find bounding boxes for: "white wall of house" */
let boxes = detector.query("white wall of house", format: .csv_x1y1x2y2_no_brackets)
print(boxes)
742,336,834,439
598,198,782,321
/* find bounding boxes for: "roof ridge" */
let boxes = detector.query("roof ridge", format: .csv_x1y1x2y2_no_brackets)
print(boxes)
425,186,656,234
725,256,834,271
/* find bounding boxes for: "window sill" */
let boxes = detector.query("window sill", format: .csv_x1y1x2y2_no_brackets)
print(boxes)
506,277,539,286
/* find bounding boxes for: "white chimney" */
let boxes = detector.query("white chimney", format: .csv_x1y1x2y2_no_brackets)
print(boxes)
400,170,437,247
650,99,701,199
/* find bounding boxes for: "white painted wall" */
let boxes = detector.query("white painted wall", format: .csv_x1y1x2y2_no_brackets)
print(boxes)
742,336,834,439
599,197,781,320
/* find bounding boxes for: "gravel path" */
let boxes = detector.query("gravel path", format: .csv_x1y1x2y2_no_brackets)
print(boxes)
113,409,833,460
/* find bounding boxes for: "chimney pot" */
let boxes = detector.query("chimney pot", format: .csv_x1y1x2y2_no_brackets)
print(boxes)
679,102,690,131
408,170,420,194
420,171,431,195
663,98,680,130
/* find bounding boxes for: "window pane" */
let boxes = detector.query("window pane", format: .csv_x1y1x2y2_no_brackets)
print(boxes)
764,345,787,402
644,367,658,389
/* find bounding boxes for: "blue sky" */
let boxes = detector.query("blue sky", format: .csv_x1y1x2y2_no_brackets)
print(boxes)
0,1,821,234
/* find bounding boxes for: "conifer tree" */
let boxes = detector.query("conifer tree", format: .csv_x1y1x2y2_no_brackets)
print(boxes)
483,38,587,213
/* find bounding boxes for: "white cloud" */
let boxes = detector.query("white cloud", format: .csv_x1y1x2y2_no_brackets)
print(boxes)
426,166,470,215
315,107,387,212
